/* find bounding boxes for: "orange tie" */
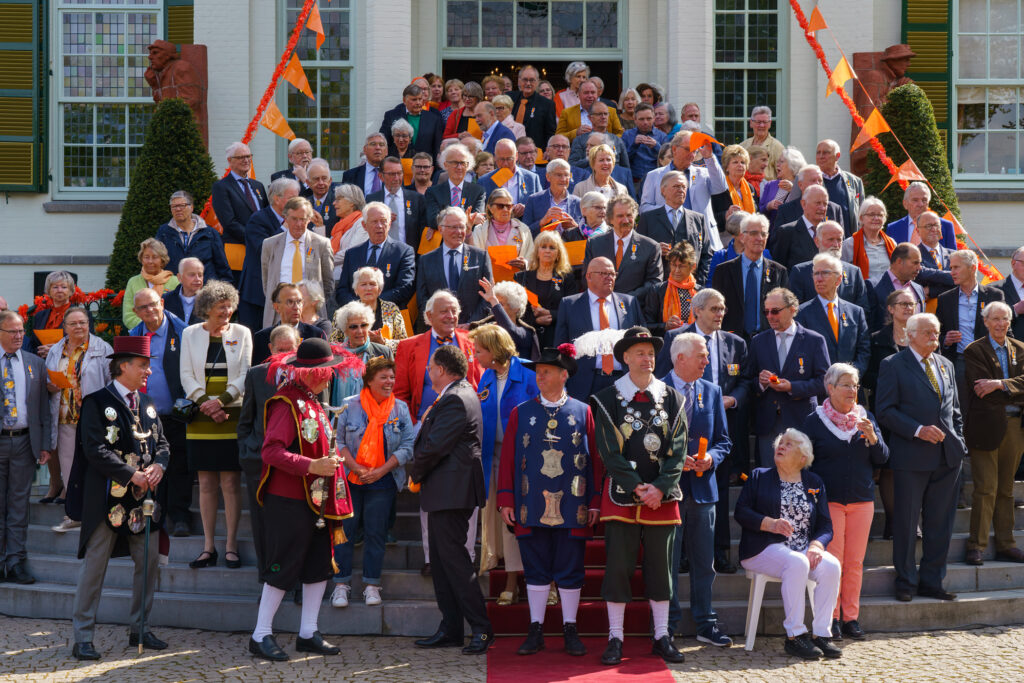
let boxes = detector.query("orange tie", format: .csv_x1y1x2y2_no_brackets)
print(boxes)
515,98,528,124
827,301,839,341
615,238,624,269
291,239,303,283
931,248,941,269
910,220,922,245
598,297,613,374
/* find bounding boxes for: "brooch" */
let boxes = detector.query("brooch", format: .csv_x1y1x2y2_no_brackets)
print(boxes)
807,488,820,503
225,340,238,347
105,407,118,421
478,388,490,401
529,416,537,426
727,364,739,376
617,300,627,315
146,405,156,419
105,425,120,444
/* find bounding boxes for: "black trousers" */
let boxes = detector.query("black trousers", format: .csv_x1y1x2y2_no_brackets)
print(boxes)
892,463,961,593
427,508,490,636
159,417,192,525
242,463,266,578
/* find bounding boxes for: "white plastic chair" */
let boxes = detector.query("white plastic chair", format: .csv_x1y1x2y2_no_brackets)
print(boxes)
743,570,817,651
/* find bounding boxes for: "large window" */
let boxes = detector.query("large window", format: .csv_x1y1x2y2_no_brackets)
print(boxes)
954,0,1024,178
713,0,783,145
446,1,618,50
284,0,352,171
56,0,160,192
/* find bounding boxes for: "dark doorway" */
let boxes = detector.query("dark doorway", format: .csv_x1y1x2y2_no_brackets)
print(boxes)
442,59,623,100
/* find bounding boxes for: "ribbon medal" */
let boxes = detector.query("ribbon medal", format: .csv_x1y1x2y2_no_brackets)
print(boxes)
798,357,805,375
630,242,637,261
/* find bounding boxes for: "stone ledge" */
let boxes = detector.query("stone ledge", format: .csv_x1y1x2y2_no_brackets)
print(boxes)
42,200,124,213
956,189,1024,202
0,255,110,265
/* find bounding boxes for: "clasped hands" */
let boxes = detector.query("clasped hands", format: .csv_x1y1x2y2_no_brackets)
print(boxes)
129,464,164,491
633,483,662,509
200,397,228,423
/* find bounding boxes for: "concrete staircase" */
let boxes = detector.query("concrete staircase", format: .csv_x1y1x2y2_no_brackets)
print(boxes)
4,481,1024,637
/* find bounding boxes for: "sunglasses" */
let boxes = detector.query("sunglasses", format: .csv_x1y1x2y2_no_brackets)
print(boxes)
348,323,370,330
763,307,787,316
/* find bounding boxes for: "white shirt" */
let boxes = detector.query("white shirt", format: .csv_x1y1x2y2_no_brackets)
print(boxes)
112,379,136,409
384,188,406,244
1012,274,1024,302
587,290,622,371
540,391,569,408
181,293,196,322
817,295,840,316
279,232,308,283
801,215,817,240
2,349,27,429
694,322,719,385
614,373,667,403
613,230,634,260
580,108,592,129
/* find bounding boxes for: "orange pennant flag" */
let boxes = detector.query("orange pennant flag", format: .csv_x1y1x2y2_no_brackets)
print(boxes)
284,53,314,101
261,100,296,140
467,116,483,140
851,109,891,151
882,158,926,191
826,56,854,98
525,289,540,307
689,131,723,150
942,210,966,237
307,2,325,51
807,6,828,33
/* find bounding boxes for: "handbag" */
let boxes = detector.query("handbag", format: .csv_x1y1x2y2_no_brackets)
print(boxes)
170,334,226,424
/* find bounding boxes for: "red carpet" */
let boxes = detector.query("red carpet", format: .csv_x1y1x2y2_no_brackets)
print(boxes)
486,636,674,682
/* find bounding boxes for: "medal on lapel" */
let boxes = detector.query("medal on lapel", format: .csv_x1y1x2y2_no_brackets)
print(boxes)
727,364,740,376
522,433,530,448
301,418,319,443
630,243,637,261
798,358,805,375
697,389,704,410
146,405,157,419
105,406,117,421
386,263,392,278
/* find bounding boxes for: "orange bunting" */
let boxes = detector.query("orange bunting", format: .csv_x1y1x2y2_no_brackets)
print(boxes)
826,56,854,98
525,289,540,307
261,100,296,140
807,6,828,33
307,2,325,51
851,109,891,151
284,53,314,100
882,158,926,191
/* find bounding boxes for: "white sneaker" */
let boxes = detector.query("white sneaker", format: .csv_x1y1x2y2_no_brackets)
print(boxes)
363,585,382,606
51,517,81,533
331,584,350,608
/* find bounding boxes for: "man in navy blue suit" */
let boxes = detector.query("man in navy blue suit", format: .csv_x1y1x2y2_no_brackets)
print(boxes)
475,139,541,214
867,243,927,331
508,66,557,150
885,183,958,249
769,165,845,235
474,101,517,155
380,85,444,161
743,287,830,467
367,157,429,253
269,137,313,190
582,195,663,300
635,169,714,285
662,332,733,646
788,221,869,313
538,135,589,192
210,142,268,283
301,159,339,235
771,185,833,270
162,257,204,326
335,202,415,308
237,177,300,331
915,211,955,302
554,257,645,402
795,253,871,377
424,144,487,229
341,133,389,198
521,159,582,235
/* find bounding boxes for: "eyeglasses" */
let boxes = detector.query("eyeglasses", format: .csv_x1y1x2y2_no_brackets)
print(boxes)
834,383,860,390
892,301,916,308
812,270,838,278
0,328,25,336
707,305,728,314
169,203,191,210
763,307,787,316
491,202,513,209
348,322,370,330
590,271,616,278
230,154,253,160
447,160,470,167
548,144,570,150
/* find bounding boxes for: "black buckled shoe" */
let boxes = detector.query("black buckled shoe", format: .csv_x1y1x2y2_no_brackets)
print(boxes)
563,622,587,656
651,634,685,663
296,631,340,655
812,636,842,659
784,633,823,660
72,642,101,661
128,631,167,650
249,635,289,661
414,628,464,648
600,637,623,666
517,622,545,655
462,630,494,655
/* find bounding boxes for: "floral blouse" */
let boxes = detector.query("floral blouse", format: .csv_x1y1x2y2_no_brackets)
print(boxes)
779,480,812,552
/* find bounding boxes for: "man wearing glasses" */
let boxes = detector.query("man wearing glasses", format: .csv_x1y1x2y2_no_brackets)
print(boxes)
210,141,268,248
367,157,428,253
739,105,785,181
509,65,556,148
0,311,52,584
539,135,589,192
795,253,871,377
999,246,1024,341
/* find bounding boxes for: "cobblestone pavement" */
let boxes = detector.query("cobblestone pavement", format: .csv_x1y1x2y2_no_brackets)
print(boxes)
2,616,1024,682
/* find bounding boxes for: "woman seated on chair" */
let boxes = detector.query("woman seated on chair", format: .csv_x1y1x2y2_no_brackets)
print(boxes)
734,428,842,661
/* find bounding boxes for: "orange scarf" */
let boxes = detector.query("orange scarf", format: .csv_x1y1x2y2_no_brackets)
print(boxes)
727,176,756,213
349,387,395,484
662,275,697,325
331,211,363,253
143,269,175,296
45,302,70,330
851,228,896,279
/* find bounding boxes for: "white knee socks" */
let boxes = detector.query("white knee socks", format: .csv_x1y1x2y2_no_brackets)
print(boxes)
650,599,669,639
252,584,286,641
606,601,626,640
299,581,327,639
526,584,549,624
558,587,581,624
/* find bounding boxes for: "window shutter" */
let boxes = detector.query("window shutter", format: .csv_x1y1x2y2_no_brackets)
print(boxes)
166,0,195,45
0,0,46,192
902,0,951,162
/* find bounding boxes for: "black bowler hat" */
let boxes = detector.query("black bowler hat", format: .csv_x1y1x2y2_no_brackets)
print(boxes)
522,343,578,376
612,326,663,364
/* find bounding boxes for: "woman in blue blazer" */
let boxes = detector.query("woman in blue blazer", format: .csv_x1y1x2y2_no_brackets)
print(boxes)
734,428,843,661
470,324,539,605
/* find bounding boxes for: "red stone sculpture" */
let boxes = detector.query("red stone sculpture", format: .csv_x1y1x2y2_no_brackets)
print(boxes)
850,44,916,176
145,39,209,148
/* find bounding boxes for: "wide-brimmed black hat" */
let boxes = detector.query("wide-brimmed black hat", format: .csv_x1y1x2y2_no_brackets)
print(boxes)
613,326,663,364
286,337,354,369
522,344,578,376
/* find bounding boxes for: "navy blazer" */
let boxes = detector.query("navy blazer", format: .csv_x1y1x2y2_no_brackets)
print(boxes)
478,356,539,496
302,183,340,234
380,104,444,159
366,187,429,252
162,286,201,326
538,164,590,193
886,215,958,250
804,410,888,505
734,467,833,562
875,348,966,471
661,375,731,504
129,312,187,403
657,325,749,410
711,255,789,339
999,276,1024,341
481,121,517,154
583,230,664,299
771,219,821,271
424,181,486,228
915,242,954,299
796,297,871,376
155,221,233,283
635,206,714,285
251,321,327,365
789,260,870,314
238,206,285,307
743,323,830,435
771,198,844,236
935,284,1005,360
553,290,644,400
477,166,541,202
867,272,927,331
210,175,268,245
335,238,416,309
415,244,494,329
340,163,373,193
521,189,583,235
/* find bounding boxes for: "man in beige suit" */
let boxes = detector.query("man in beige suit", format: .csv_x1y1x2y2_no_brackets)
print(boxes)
260,196,334,328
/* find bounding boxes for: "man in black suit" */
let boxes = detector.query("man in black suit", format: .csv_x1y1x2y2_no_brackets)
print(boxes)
380,84,444,161
1001,246,1024,341
788,220,870,313
770,164,844,234
867,243,927,331
915,211,955,302
301,158,339,235
269,137,312,190
251,283,327,365
583,194,663,299
340,132,389,199
876,313,966,602
163,256,204,325
409,345,492,654
424,144,487,229
210,141,268,257
335,202,415,308
367,156,428,253
509,66,556,157
772,184,831,270
635,169,713,285
712,213,788,339
415,207,493,331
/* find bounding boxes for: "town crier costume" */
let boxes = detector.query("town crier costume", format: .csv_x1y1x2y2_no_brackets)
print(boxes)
248,337,362,661
589,326,687,666
497,344,602,657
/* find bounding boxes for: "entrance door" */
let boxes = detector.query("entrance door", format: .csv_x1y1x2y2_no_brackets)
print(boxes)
441,59,623,101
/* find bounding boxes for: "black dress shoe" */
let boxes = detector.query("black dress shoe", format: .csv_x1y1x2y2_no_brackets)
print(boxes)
517,622,545,655
171,521,190,537
996,547,1024,563
415,629,464,648
420,563,431,576
72,642,101,660
129,631,168,650
189,549,217,569
249,635,289,661
563,622,586,656
651,634,685,663
7,561,34,585
841,620,865,640
462,630,494,655
784,633,822,660
224,551,241,569
812,636,842,659
894,590,913,602
601,637,623,665
918,586,957,601
714,551,738,574
296,631,340,655
830,618,843,641
965,549,984,566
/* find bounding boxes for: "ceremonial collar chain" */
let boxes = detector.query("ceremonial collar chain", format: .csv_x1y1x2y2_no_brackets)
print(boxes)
615,389,669,461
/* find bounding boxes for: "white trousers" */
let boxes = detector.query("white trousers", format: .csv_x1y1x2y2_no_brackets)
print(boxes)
421,507,478,562
741,542,841,638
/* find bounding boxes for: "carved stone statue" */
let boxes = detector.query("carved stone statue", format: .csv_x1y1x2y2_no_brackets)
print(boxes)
850,44,917,176
145,39,209,148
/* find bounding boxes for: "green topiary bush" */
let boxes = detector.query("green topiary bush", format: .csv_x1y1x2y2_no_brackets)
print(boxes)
105,98,217,291
863,84,961,224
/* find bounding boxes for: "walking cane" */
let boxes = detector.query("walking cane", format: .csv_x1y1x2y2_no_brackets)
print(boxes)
138,495,156,655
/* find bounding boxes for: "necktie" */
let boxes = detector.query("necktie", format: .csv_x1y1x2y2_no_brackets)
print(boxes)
291,239,303,283
744,262,759,335
679,288,691,323
777,332,789,369
388,192,401,219
701,335,713,381
615,238,624,269
238,177,257,212
682,168,693,210
597,297,613,374
923,357,941,396
931,248,941,269
910,220,922,245
448,249,460,290
451,185,462,207
515,97,528,123
669,208,678,230
683,382,694,425
369,245,380,268
128,391,138,412
2,353,16,428
371,168,383,194
827,301,839,341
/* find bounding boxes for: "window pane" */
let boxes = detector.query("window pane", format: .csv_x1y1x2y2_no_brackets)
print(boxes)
320,68,350,112
64,146,93,187
551,2,583,48
957,132,985,172
126,12,157,55
64,103,93,144
95,56,125,98
321,120,350,171
586,2,617,48
320,7,350,61
448,1,479,48
96,146,127,187
714,69,746,119
991,0,1018,33
749,0,776,9
747,69,777,114
716,0,744,10
127,103,152,145
516,1,548,48
959,36,988,78
988,131,1016,173
988,101,1018,129
95,104,126,145
990,35,1018,79
482,2,514,48
95,12,125,55
747,11,777,63
126,56,148,97
63,12,92,55
64,56,92,97
958,101,986,130
715,13,744,63
958,0,985,33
